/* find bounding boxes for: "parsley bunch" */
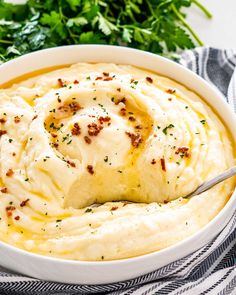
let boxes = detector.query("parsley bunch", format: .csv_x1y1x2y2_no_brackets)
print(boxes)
0,0,212,62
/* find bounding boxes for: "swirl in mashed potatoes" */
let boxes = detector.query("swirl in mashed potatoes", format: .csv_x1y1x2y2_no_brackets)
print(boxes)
0,63,235,261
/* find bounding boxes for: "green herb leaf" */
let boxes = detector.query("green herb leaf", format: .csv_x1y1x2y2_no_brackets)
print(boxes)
98,13,118,36
67,17,88,27
162,124,175,135
41,11,67,39
122,28,132,43
85,208,93,213
0,0,211,62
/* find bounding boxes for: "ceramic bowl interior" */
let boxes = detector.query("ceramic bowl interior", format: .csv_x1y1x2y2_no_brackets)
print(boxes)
0,45,235,285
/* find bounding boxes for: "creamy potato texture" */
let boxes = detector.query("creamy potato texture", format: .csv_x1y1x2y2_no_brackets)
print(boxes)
0,63,235,261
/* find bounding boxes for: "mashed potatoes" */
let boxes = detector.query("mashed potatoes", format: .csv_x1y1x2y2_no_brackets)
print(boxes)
0,63,235,261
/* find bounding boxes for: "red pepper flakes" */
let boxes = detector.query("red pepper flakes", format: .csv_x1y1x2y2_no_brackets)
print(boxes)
12,152,16,157
73,80,79,84
168,98,172,101
32,115,38,121
166,89,176,94
6,206,15,217
1,187,8,193
14,215,20,221
104,77,113,81
95,77,103,81
88,123,103,136
67,160,76,168
117,88,121,92
122,201,129,206
135,125,142,130
71,123,81,136
103,72,109,77
98,116,111,124
0,118,6,123
58,78,66,87
84,136,92,144
146,77,153,83
0,130,7,136
51,133,58,138
53,143,59,148
7,211,12,217
69,102,81,112
111,206,118,211
6,169,14,177
14,116,20,123
125,132,142,148
175,147,190,158
163,200,169,204
128,116,136,122
160,158,166,171
20,198,30,207
87,165,94,175
115,97,126,105
57,102,81,115
151,159,156,165
58,105,70,113
119,108,126,116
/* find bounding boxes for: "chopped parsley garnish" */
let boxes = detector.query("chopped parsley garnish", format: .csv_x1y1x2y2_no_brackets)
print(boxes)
200,119,206,124
162,124,175,135
85,208,93,213
98,103,108,114
104,156,108,162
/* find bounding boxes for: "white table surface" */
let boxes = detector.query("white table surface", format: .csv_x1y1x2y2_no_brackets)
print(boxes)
6,0,236,49
186,0,236,49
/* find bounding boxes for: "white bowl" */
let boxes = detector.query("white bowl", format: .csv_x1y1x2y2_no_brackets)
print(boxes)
0,45,235,285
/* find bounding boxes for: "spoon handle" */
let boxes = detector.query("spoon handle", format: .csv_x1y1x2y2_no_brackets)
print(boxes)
185,166,236,199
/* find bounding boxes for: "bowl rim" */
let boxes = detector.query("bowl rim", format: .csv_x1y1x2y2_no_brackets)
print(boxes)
0,44,235,269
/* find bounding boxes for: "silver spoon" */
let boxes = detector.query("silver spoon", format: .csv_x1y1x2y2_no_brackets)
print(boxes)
184,166,236,199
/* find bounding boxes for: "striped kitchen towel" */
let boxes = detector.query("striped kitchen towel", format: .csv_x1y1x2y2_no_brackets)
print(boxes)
0,47,236,295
